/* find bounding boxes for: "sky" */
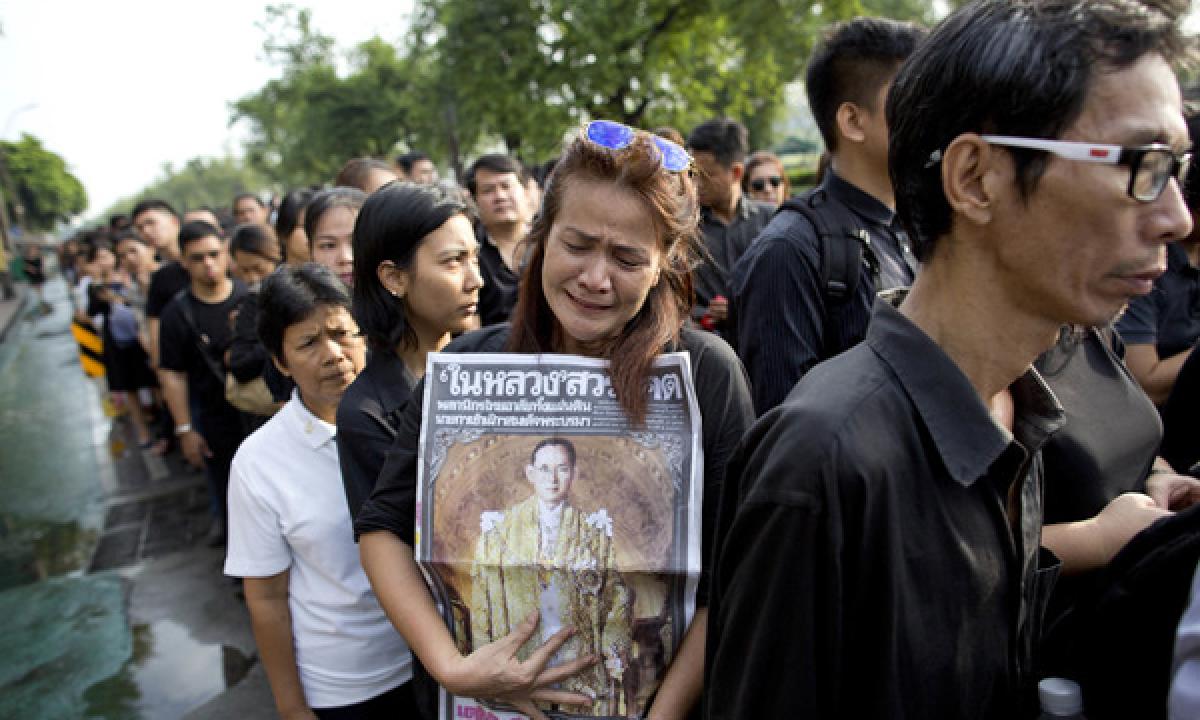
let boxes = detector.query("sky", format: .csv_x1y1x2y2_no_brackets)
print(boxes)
0,1,413,222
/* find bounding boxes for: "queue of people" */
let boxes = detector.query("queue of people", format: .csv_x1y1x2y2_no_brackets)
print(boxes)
54,1,1200,718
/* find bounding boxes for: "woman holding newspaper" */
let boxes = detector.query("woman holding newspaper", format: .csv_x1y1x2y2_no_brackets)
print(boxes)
355,121,754,720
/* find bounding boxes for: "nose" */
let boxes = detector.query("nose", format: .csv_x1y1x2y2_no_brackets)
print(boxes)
1152,177,1194,245
317,335,346,365
465,259,483,292
338,243,353,267
577,253,612,293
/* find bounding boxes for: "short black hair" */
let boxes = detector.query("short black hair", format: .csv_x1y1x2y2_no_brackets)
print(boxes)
233,192,265,209
889,0,1190,260
333,158,396,192
112,229,148,248
257,262,352,361
806,17,925,154
396,151,431,175
85,239,115,264
303,187,367,250
130,199,178,222
230,223,281,262
178,220,223,252
530,437,576,467
275,187,318,254
352,182,466,351
687,118,750,167
464,154,524,196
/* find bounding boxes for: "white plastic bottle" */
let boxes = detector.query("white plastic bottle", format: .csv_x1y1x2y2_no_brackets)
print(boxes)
1038,677,1087,720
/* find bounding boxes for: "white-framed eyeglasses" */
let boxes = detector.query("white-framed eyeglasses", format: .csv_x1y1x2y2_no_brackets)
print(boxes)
976,135,1191,203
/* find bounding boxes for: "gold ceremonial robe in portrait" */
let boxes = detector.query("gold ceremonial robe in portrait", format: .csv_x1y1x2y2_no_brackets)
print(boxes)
471,495,632,715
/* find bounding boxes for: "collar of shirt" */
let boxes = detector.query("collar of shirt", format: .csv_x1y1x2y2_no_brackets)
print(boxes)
866,300,1064,487
700,193,756,226
281,389,337,450
822,170,895,229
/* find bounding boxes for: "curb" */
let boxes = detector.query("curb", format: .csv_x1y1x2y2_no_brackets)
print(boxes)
0,285,30,344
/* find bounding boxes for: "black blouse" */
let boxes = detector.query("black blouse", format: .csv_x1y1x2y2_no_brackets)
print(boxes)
336,349,416,521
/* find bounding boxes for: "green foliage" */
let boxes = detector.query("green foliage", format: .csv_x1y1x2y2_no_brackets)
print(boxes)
102,156,268,221
0,134,87,232
232,5,413,187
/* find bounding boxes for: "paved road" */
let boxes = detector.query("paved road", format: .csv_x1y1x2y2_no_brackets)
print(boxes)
0,276,273,719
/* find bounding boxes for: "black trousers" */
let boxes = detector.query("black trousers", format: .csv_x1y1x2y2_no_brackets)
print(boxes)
314,681,419,720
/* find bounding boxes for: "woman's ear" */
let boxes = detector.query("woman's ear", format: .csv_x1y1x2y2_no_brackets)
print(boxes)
272,354,290,378
941,134,999,227
377,260,408,299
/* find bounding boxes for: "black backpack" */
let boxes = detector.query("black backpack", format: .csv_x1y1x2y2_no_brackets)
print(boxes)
777,187,880,305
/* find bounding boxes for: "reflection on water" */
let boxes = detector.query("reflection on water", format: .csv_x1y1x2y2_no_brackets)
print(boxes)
0,514,99,590
84,619,252,719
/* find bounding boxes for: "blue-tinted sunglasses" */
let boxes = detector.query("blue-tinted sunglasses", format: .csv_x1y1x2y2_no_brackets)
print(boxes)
584,120,692,173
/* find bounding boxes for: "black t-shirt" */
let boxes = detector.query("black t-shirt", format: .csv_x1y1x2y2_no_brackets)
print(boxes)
145,262,191,319
1037,328,1160,524
354,323,755,607
159,283,247,418
476,225,519,327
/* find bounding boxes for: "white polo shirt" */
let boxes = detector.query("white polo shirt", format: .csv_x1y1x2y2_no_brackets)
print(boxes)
225,391,412,709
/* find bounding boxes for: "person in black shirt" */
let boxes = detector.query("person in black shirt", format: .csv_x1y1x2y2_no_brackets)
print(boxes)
731,18,923,415
159,220,249,544
686,118,773,344
706,2,1194,718
338,181,483,521
466,154,527,326
135,199,188,371
356,123,753,719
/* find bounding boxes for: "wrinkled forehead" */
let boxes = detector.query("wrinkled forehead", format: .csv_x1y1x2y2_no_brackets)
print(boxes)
1065,54,1187,148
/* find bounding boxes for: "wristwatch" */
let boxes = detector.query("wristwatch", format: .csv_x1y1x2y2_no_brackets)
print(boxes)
174,423,193,436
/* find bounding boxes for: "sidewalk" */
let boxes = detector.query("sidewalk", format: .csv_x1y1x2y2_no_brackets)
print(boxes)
0,276,273,719
0,281,29,343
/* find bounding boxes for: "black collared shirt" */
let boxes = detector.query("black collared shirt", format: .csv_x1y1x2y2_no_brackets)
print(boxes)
706,300,1065,720
1116,242,1200,359
693,195,774,334
731,171,916,415
336,349,416,521
476,224,520,327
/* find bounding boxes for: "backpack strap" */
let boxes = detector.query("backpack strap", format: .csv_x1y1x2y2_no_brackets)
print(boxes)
777,188,878,305
170,288,227,386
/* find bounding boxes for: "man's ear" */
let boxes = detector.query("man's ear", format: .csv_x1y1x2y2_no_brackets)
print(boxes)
272,354,290,378
730,161,745,185
941,134,999,227
835,101,867,145
377,260,408,299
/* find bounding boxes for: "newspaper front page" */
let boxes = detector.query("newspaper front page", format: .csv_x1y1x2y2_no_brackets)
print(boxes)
415,352,703,720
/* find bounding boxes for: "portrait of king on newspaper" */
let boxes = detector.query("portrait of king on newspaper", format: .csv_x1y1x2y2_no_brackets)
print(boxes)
416,354,702,720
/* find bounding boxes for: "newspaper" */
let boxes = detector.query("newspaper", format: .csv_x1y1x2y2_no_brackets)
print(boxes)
415,352,703,720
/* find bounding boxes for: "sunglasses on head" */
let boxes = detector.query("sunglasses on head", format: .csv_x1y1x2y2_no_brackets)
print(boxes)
584,120,692,173
750,176,783,192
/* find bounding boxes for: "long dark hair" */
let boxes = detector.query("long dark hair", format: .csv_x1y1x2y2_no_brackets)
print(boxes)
507,126,700,423
352,182,466,352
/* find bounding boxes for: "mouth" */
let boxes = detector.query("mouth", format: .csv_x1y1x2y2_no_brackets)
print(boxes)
1115,265,1166,295
566,290,612,312
460,302,478,316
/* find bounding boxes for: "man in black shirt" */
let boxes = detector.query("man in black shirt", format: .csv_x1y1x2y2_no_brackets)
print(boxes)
731,18,923,414
706,2,1193,719
466,154,527,326
134,199,187,369
159,220,248,544
686,118,773,344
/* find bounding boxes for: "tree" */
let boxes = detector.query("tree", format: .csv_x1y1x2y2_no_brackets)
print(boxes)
232,5,413,187
102,156,267,221
0,133,87,232
407,0,934,168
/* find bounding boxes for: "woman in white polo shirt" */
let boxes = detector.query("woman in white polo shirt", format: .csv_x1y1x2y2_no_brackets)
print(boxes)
225,263,415,719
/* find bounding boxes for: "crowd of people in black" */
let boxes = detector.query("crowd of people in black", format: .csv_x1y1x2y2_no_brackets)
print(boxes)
51,1,1200,718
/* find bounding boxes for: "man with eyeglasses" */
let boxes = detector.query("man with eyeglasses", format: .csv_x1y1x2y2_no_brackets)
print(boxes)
686,118,773,344
706,2,1192,719
729,17,925,415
